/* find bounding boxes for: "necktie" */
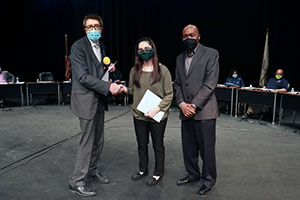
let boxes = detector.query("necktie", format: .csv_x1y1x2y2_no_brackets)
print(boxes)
93,44,102,63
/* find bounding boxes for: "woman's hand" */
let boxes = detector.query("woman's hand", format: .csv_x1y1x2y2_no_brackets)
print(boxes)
120,85,128,93
144,106,160,119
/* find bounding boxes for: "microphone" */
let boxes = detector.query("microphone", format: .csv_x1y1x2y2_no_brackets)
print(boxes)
103,56,111,65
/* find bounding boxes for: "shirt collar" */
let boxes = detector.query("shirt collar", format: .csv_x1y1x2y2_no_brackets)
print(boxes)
87,36,99,47
186,43,200,58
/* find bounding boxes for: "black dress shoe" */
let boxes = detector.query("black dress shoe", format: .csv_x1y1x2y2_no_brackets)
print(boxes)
198,184,213,195
69,184,97,197
131,171,148,181
89,174,111,184
242,112,251,120
177,176,200,185
146,176,162,186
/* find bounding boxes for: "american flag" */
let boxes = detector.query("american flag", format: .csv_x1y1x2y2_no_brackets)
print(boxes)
259,31,269,87
65,34,71,80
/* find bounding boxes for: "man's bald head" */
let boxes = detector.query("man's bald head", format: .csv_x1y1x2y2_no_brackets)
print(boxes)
182,24,200,41
276,69,284,75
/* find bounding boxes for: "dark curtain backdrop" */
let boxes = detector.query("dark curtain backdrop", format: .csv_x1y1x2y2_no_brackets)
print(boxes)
0,0,299,89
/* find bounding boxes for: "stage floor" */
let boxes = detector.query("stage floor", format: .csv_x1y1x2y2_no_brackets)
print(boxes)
0,105,299,200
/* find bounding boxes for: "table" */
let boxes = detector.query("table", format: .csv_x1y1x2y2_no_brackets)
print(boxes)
26,82,61,106
215,85,236,116
60,81,72,104
0,82,25,106
279,92,300,125
235,88,278,124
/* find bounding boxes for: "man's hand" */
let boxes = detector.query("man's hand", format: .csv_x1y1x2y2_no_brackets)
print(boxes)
109,83,121,95
108,63,116,73
144,106,160,119
181,103,196,118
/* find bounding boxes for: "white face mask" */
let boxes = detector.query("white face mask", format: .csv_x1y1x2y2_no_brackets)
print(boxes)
232,74,238,78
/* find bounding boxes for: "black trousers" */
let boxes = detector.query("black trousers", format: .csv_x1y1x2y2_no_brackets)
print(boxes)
181,118,217,186
133,117,167,176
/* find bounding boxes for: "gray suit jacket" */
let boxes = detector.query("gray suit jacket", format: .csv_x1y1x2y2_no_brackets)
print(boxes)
174,43,219,120
70,36,110,120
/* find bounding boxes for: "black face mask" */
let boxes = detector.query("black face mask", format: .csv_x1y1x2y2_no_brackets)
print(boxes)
138,49,154,61
183,38,197,51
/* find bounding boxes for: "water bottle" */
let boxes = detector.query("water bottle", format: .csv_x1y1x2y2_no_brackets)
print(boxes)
249,84,253,89
16,77,19,83
37,79,39,82
291,88,295,94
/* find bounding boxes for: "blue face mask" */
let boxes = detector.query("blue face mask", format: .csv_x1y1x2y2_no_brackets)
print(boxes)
87,30,101,42
232,74,238,78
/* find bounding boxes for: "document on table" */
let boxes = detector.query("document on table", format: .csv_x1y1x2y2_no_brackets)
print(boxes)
137,89,165,123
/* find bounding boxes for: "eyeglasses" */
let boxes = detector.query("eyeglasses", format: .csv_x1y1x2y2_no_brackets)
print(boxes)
137,46,152,53
85,24,103,31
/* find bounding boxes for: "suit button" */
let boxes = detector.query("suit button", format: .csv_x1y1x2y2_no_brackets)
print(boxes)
185,82,188,86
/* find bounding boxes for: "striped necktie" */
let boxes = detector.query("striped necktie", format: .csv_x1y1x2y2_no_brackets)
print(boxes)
93,44,102,63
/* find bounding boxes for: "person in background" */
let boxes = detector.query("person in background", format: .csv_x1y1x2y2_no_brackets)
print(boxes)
223,69,245,114
0,66,6,83
223,69,245,87
242,68,289,120
265,68,289,92
174,24,219,195
122,37,173,187
0,66,15,83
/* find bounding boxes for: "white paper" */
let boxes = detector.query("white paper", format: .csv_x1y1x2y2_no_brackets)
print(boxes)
137,89,165,122
101,61,118,82
101,65,114,81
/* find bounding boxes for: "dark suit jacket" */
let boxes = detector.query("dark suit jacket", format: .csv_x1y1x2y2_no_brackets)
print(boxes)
70,36,110,120
174,43,219,120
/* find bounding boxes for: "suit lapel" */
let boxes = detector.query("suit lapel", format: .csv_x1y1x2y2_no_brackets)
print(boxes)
186,44,204,78
98,42,106,76
179,53,188,80
84,37,102,69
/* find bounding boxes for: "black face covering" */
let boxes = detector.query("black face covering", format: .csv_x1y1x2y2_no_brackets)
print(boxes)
183,38,197,51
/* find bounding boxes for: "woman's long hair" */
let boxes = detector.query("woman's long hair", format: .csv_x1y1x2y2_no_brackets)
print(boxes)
133,37,161,88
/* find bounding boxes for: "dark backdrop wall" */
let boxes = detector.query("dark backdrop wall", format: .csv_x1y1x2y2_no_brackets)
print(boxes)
0,0,299,89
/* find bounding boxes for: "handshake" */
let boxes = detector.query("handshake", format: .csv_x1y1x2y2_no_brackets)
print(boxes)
109,83,128,95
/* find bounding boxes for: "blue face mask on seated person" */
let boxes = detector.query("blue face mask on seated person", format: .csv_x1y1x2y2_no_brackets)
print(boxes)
88,30,101,42
232,74,238,78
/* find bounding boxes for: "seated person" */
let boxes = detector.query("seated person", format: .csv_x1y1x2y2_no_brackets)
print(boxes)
222,69,245,114
0,66,15,107
242,68,289,120
265,68,289,92
0,69,5,83
223,69,245,87
0,66,15,84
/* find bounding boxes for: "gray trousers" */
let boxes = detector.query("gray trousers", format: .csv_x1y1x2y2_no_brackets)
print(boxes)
70,104,105,186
